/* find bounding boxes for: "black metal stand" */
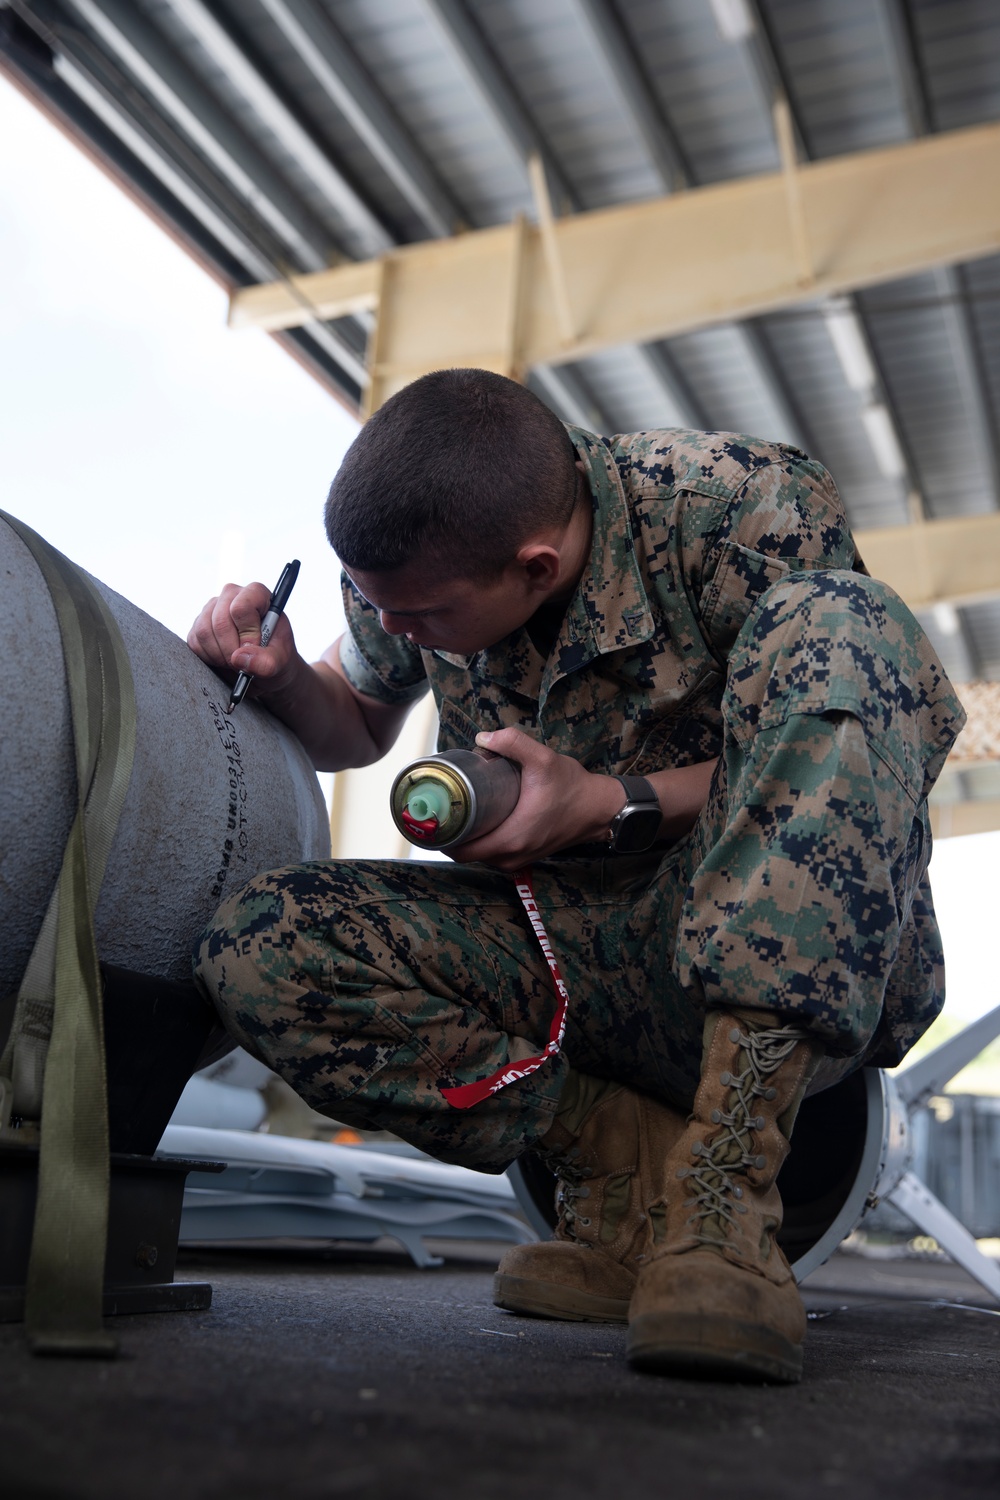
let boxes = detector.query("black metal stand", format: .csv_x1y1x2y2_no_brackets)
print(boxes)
0,965,227,1323
0,1142,224,1322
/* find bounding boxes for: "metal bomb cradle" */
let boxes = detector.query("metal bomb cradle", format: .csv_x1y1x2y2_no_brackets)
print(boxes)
390,748,521,849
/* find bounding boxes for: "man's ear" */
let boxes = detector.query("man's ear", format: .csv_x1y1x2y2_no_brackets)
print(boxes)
517,543,562,592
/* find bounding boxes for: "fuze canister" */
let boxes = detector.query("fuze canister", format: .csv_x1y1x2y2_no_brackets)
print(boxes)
389,748,521,850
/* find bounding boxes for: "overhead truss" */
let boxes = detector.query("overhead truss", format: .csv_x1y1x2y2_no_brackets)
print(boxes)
230,121,1000,414
856,512,1000,613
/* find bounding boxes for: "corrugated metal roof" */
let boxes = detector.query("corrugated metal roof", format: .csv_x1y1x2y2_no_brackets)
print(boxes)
753,303,911,529
764,0,913,155
619,0,777,182
860,272,998,521
470,0,663,208
2,0,998,690
916,0,1000,130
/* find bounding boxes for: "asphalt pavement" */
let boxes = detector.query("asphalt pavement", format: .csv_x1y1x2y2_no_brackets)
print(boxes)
2,1244,998,1500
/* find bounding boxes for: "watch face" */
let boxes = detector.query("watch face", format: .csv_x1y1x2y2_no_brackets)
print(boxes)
614,806,662,853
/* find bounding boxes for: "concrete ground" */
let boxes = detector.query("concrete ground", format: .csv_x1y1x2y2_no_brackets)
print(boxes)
2,1243,998,1500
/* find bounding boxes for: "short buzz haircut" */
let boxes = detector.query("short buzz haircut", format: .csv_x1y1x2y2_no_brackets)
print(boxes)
324,368,580,577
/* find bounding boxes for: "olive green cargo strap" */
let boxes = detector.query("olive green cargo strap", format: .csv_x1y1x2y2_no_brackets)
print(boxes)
0,511,137,1356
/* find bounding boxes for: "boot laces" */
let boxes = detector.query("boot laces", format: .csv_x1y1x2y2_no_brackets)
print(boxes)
678,1024,809,1245
538,1145,594,1241
556,1175,593,1239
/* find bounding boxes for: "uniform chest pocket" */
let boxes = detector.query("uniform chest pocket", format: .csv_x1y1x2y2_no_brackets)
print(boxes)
436,699,482,751
701,541,791,656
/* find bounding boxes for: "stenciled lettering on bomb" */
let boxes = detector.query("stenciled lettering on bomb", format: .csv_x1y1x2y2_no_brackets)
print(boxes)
203,688,251,901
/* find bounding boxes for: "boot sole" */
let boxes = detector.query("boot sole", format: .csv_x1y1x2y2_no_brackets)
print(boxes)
627,1312,803,1384
493,1273,630,1324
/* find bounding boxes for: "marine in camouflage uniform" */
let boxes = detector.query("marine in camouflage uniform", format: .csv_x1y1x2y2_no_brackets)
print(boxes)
195,426,964,1173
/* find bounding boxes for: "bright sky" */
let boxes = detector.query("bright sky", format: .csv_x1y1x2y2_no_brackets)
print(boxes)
1,76,998,1037
0,77,358,662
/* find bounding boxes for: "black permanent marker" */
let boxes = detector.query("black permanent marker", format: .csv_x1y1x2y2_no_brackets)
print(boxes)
226,559,301,714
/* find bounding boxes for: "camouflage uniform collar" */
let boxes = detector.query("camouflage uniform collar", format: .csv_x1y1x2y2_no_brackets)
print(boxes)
432,428,653,707
565,426,654,658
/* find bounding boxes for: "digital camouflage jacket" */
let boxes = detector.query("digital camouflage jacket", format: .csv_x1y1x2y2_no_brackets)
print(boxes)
340,425,941,781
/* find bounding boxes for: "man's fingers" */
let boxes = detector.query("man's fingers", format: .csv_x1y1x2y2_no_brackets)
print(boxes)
475,726,548,768
195,582,262,661
224,582,273,645
188,587,242,669
229,616,293,679
188,581,286,678
450,796,554,867
186,596,220,658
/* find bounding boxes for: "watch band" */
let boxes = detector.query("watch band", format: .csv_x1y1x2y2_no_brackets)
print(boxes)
608,774,661,853
616,774,657,806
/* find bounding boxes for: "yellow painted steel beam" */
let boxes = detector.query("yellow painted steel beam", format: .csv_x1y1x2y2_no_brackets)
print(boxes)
229,121,1000,412
228,259,381,331
929,799,1000,840
855,512,1000,611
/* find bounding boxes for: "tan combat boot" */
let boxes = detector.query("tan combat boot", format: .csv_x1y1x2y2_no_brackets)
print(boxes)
494,1071,687,1324
627,1013,817,1382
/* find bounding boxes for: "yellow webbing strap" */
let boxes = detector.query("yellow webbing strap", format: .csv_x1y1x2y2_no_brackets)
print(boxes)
0,511,136,1355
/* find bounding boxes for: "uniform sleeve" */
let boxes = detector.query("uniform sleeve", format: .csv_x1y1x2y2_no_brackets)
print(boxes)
693,450,859,658
339,573,429,705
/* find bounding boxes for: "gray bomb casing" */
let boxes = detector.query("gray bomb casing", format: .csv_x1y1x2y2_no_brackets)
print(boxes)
0,518,330,1003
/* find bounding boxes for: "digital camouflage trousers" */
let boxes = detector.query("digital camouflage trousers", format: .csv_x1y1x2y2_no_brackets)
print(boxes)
195,573,964,1171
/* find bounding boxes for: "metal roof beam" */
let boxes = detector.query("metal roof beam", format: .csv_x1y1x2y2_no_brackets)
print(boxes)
17,0,369,391
873,0,1000,514
818,285,922,519
54,53,280,285
855,510,1000,612
631,343,708,431
933,264,1000,512
529,364,608,432
732,5,927,514
873,0,932,137
710,7,831,455
730,321,809,453
920,599,978,686
12,0,371,396
929,799,1000,839
256,0,463,239
419,0,577,212
51,0,337,270
163,0,394,255
2,14,365,405
851,282,983,681
419,2,681,430
567,1,706,427
229,121,1000,403
571,0,689,191
736,0,807,150
1,7,260,281
57,52,369,387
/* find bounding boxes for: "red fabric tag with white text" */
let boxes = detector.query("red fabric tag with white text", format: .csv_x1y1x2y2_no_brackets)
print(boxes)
440,868,569,1109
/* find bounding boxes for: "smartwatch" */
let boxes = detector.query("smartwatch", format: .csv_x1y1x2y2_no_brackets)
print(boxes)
607,775,661,853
